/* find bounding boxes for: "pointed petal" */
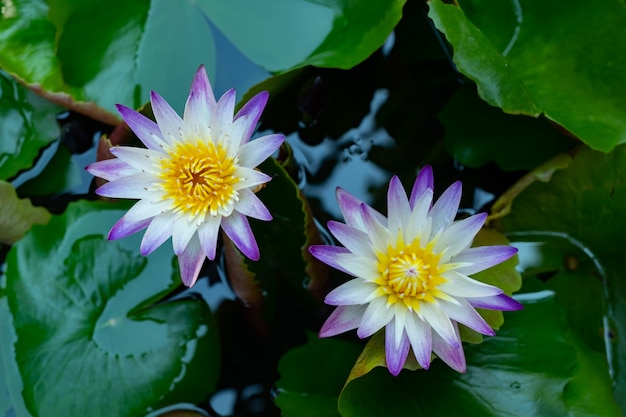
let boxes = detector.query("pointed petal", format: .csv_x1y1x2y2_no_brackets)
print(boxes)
235,189,272,221
213,89,236,143
95,173,157,199
430,181,461,233
405,188,433,240
405,314,433,369
466,293,524,311
233,168,272,190
222,211,259,260
439,270,503,298
319,305,366,337
386,322,411,376
336,188,386,230
309,245,355,276
238,134,284,168
453,245,517,275
432,322,466,372
324,279,377,306
151,91,183,144
86,159,138,182
410,165,434,209
197,216,222,260
420,302,459,348
359,203,390,254
183,66,216,140
357,297,394,338
108,218,151,241
387,176,410,236
122,198,171,222
109,146,162,173
116,104,168,150
172,217,200,256
441,298,495,336
178,234,205,287
436,213,487,258
140,212,175,255
235,91,269,142
327,221,374,257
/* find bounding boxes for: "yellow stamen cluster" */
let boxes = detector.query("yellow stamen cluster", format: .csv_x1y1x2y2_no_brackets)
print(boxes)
159,140,240,217
375,235,448,310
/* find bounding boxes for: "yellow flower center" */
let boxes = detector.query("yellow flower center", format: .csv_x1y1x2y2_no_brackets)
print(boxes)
375,235,447,310
159,140,240,218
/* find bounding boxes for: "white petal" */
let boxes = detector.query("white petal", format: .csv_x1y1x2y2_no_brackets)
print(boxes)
213,89,236,144
327,221,374,257
357,297,394,338
439,270,503,298
197,215,222,260
109,146,163,173
432,321,466,372
435,213,487,259
234,189,272,221
452,245,517,276
430,181,461,233
404,313,433,369
405,189,433,241
387,176,411,237
441,298,494,336
140,212,176,255
172,216,200,256
419,302,459,348
235,91,269,143
221,211,259,260
233,167,272,190
319,305,366,337
409,165,434,210
151,91,183,144
385,321,411,376
359,203,390,254
238,134,284,168
177,234,206,287
325,279,378,306
95,173,158,199
86,159,138,182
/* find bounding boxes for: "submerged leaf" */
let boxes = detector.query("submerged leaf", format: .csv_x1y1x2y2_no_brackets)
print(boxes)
0,180,50,244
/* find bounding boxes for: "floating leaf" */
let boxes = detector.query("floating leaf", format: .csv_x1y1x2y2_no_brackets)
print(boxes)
493,144,626,410
439,83,574,170
275,334,362,417
199,0,405,72
0,180,50,244
338,296,619,416
0,0,216,122
1,200,220,417
0,70,61,181
428,0,626,151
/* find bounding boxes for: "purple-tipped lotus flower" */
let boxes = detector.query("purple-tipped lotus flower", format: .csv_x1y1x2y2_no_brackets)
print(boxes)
87,66,284,287
309,167,523,375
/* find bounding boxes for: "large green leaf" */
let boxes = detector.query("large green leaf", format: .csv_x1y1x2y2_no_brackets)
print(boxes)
439,83,574,170
199,0,405,72
494,144,626,411
428,0,626,152
1,200,220,417
0,0,216,123
275,334,362,417
0,70,60,181
338,295,619,416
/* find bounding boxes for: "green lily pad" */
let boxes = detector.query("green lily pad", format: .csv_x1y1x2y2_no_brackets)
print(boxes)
0,0,216,123
0,180,50,245
439,82,574,170
494,144,626,410
0,70,61,181
338,295,619,416
199,0,405,72
1,200,220,417
275,334,362,417
428,0,626,152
